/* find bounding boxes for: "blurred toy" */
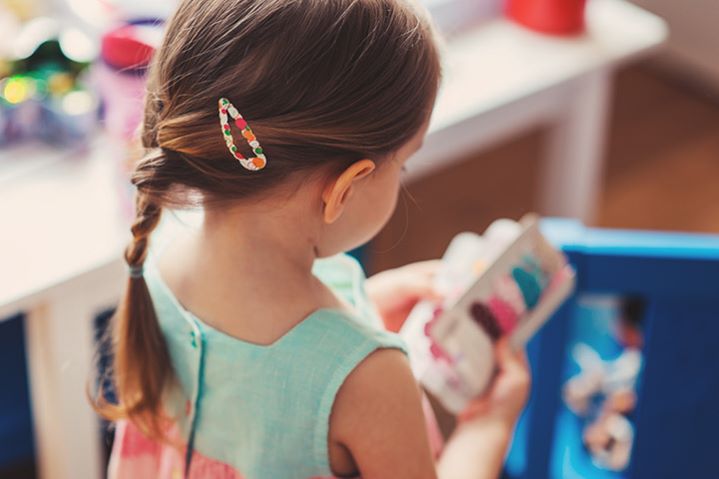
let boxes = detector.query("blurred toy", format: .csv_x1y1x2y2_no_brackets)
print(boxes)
2,0,42,21
0,4,20,62
615,296,645,349
93,18,164,218
0,17,100,146
583,411,634,471
506,0,587,35
563,343,642,416
402,215,576,414
60,0,176,30
563,297,645,471
96,19,163,142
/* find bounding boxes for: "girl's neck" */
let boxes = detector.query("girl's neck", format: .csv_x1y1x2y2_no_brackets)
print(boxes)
158,198,344,345
201,203,318,280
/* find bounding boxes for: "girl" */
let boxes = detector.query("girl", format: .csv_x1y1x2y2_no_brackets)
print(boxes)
95,0,530,478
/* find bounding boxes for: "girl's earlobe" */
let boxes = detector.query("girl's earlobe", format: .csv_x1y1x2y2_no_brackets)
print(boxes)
322,159,376,224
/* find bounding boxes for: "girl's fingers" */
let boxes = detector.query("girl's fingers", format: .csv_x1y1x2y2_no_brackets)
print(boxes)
398,277,442,301
367,261,442,303
494,339,527,372
401,260,442,279
493,339,531,392
458,395,490,422
387,263,442,302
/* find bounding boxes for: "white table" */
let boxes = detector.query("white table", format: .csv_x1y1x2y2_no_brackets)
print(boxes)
409,0,667,220
0,141,127,479
0,1,666,478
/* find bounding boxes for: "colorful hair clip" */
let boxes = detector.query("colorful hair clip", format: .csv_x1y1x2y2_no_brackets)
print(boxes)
218,98,267,171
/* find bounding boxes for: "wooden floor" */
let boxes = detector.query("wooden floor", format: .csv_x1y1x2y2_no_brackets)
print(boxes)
370,65,719,273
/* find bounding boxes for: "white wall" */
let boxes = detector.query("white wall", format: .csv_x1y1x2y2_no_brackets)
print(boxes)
631,0,719,89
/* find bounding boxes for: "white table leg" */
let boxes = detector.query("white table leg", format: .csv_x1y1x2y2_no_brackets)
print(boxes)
539,70,613,222
24,297,104,479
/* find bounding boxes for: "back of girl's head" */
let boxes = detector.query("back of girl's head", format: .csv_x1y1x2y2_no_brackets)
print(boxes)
138,0,441,202
94,0,442,440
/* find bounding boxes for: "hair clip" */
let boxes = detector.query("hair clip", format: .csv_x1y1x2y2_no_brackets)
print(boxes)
218,98,267,171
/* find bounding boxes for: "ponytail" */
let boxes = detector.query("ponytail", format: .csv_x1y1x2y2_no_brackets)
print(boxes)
93,190,174,442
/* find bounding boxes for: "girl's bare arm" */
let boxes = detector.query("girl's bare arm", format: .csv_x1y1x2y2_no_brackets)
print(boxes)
332,341,529,479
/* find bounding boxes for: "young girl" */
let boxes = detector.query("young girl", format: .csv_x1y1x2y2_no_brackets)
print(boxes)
96,0,530,478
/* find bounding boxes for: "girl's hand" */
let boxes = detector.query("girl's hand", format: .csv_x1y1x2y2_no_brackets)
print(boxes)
365,261,442,332
437,341,531,479
458,339,531,428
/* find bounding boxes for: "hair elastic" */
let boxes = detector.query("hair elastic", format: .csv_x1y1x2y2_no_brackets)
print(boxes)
218,98,267,171
129,264,144,278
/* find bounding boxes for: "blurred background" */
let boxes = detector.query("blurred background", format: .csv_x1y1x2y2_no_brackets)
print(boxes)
372,0,719,272
0,0,716,478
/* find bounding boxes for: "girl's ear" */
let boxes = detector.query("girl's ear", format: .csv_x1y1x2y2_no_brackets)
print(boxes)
322,159,376,224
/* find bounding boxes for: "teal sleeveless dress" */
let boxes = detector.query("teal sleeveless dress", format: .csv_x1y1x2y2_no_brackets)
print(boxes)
107,253,442,479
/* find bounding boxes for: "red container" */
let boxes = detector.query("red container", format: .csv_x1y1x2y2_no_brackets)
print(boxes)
506,0,587,35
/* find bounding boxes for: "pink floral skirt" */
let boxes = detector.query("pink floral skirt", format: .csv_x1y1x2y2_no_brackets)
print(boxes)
108,394,444,479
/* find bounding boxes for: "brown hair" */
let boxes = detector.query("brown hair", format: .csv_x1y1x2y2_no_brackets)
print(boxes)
94,0,442,440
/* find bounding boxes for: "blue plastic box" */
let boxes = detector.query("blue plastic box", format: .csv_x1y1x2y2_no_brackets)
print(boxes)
506,219,719,479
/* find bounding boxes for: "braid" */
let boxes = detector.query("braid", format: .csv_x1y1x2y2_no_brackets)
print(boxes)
125,191,163,269
93,185,172,442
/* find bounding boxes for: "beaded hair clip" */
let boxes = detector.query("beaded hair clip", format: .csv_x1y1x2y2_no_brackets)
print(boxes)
218,98,267,171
